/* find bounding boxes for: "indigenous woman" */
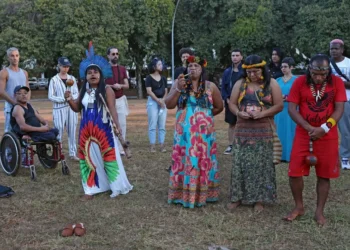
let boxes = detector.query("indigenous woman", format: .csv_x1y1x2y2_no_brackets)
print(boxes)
269,47,284,79
145,57,168,153
165,55,223,208
65,53,133,200
228,55,283,212
274,57,297,162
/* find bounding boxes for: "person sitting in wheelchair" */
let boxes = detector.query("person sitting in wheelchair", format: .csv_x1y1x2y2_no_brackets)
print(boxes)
10,85,58,141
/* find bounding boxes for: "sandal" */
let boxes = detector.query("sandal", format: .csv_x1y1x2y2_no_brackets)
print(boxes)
74,223,86,236
61,223,75,237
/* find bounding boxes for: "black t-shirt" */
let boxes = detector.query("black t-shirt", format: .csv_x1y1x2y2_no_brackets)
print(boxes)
174,66,186,80
11,103,41,135
145,75,166,98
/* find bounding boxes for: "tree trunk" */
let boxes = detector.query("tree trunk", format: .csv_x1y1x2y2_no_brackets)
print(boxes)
136,64,143,99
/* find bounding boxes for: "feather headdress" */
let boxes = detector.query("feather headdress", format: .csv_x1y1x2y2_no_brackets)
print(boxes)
79,41,112,79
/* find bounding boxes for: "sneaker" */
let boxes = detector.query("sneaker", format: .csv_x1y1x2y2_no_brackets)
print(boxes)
150,145,156,153
69,156,80,162
341,158,350,170
160,144,166,153
223,145,233,155
120,151,125,156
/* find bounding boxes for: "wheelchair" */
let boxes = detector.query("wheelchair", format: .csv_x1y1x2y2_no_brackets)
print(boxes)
0,131,70,181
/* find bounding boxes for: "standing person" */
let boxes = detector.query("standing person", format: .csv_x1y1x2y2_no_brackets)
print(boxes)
48,57,79,161
269,47,284,79
221,49,244,155
274,57,297,162
174,48,194,79
228,55,283,212
166,55,223,208
0,47,29,132
145,57,168,152
105,47,129,155
284,54,346,226
329,39,350,170
65,55,133,200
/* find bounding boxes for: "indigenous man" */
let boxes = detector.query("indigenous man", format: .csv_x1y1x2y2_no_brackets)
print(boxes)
105,47,129,155
221,49,243,154
329,39,350,170
285,54,346,226
48,57,79,161
0,47,29,132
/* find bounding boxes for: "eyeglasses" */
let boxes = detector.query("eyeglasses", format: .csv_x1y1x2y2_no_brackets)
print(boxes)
111,52,119,56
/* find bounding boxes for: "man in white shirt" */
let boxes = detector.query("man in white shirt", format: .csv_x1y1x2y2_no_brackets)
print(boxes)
330,39,350,169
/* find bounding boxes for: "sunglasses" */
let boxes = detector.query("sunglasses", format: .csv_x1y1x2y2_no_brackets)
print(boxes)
110,52,119,56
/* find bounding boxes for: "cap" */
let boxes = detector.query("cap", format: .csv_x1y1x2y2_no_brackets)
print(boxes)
58,57,71,66
14,85,30,94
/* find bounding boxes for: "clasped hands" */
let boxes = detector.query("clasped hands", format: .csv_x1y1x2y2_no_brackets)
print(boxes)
237,110,265,120
113,83,122,90
308,126,326,141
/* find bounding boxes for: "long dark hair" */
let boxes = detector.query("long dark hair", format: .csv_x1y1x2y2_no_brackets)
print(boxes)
79,64,107,109
306,54,332,85
242,55,271,91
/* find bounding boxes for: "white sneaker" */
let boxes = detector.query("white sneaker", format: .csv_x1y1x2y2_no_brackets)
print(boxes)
69,156,80,162
341,158,350,170
223,145,233,155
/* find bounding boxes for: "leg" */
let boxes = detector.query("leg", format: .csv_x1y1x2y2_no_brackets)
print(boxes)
158,107,167,152
115,98,127,153
314,177,330,226
338,101,350,169
284,176,305,221
4,112,12,133
228,124,235,145
147,97,158,151
53,108,67,143
67,109,78,158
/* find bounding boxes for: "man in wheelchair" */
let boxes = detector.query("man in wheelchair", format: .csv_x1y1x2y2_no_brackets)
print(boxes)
10,85,59,141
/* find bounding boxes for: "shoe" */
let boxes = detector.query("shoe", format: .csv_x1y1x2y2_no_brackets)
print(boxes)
150,144,156,153
341,158,350,170
223,145,233,155
160,144,166,153
120,151,125,156
74,223,86,236
61,224,76,237
69,156,80,161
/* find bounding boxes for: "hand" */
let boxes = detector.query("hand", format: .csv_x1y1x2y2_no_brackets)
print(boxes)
249,110,265,120
41,124,49,132
177,74,186,90
308,127,326,141
114,83,121,90
237,111,251,120
64,90,72,100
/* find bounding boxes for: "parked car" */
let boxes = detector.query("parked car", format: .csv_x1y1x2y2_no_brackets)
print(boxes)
37,78,49,89
28,77,39,90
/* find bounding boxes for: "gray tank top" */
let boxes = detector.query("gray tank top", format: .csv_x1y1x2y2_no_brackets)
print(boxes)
4,67,26,112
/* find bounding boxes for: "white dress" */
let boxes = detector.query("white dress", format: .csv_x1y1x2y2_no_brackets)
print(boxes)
78,91,133,197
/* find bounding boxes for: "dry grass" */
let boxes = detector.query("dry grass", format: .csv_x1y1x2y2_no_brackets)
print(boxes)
0,98,350,250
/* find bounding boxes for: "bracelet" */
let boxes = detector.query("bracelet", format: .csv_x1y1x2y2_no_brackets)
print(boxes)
326,117,336,128
175,87,182,93
320,123,330,133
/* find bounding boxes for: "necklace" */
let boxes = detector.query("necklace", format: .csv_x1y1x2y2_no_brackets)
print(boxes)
282,75,292,83
310,82,326,102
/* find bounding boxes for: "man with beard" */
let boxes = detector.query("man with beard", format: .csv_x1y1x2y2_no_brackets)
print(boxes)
329,39,350,170
221,49,243,154
105,47,129,155
284,54,346,226
0,47,29,132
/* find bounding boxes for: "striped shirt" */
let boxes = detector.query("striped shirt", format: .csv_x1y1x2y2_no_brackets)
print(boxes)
48,74,79,109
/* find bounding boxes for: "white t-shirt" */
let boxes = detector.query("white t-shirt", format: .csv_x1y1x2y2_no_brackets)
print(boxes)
331,56,350,100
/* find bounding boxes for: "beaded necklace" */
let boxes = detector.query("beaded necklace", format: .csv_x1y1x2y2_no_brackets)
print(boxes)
310,82,326,102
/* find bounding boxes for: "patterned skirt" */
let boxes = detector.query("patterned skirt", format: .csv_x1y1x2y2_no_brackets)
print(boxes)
230,118,277,204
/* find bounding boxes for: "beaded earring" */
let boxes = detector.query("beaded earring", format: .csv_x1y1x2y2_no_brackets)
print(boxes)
245,77,251,83
260,76,264,80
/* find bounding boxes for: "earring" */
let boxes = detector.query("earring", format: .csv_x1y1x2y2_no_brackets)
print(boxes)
245,77,250,83
260,76,264,80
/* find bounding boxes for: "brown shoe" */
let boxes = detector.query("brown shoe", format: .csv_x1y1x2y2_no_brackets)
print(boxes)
61,224,76,237
150,144,156,153
74,223,86,236
160,144,166,152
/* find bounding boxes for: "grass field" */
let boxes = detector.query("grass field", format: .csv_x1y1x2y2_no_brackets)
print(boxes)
0,98,350,250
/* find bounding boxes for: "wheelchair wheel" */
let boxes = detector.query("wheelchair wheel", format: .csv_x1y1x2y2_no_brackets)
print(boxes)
0,132,22,176
36,144,58,169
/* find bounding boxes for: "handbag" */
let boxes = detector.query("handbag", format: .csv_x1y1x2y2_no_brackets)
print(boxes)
254,90,282,164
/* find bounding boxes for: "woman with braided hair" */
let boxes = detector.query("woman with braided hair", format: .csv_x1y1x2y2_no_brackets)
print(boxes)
165,55,223,208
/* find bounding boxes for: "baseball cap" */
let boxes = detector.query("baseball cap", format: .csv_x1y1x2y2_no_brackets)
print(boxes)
58,57,71,66
14,85,30,94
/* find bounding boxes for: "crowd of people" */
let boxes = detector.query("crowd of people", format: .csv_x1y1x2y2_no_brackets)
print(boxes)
0,38,349,226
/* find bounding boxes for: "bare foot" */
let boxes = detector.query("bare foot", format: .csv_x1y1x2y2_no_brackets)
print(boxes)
80,194,93,201
254,202,264,213
227,201,241,211
283,207,305,222
314,213,326,226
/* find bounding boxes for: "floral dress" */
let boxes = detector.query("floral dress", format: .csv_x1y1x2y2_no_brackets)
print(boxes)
168,84,219,208
230,84,277,204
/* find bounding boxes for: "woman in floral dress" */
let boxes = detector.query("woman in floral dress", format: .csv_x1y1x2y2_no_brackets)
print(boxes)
165,55,223,208
228,55,283,212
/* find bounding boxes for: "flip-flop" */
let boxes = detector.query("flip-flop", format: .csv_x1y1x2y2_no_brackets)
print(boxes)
74,223,86,236
61,224,75,237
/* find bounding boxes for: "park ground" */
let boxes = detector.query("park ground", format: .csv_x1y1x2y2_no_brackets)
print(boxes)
0,90,349,250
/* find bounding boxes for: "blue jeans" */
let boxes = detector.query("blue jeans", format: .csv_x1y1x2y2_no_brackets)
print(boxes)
146,97,167,144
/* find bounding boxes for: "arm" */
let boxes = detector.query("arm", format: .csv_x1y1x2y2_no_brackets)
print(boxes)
228,79,251,119
210,82,223,116
288,102,312,132
48,77,66,103
0,69,15,105
23,70,31,100
114,68,129,90
71,76,79,99
65,90,82,112
105,86,121,131
12,106,48,133
344,81,350,89
34,109,48,126
165,78,183,109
